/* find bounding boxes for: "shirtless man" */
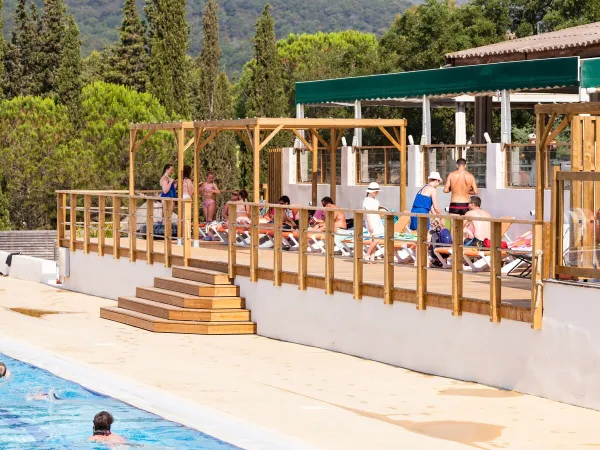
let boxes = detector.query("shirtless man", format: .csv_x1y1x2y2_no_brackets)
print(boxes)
463,196,491,247
88,411,126,445
309,197,346,232
444,158,478,215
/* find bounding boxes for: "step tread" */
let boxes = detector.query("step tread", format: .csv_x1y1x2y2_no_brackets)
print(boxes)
119,296,249,314
155,276,225,288
171,266,231,285
101,306,255,327
172,266,229,277
137,286,242,301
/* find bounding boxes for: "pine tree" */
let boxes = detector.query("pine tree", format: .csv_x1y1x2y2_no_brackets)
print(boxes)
146,0,190,116
247,4,286,118
56,15,83,128
0,0,5,99
195,0,221,119
105,0,149,92
11,0,44,96
41,0,67,95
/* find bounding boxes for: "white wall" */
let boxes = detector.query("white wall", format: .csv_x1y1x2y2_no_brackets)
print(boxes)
60,250,172,300
237,276,600,412
0,251,57,284
283,144,554,227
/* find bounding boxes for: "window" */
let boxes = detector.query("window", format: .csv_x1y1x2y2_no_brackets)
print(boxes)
296,148,342,184
423,145,487,188
355,147,407,185
505,142,570,189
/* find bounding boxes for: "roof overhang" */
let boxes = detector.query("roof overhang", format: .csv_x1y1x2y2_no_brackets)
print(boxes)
295,57,600,105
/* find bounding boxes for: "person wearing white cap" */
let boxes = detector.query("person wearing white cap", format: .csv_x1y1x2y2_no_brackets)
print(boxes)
408,172,443,231
363,182,385,261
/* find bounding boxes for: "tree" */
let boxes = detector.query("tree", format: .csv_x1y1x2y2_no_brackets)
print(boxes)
195,0,221,119
41,0,67,94
10,0,44,96
146,0,191,116
105,0,149,92
82,51,106,85
81,82,174,190
56,15,83,128
0,96,93,229
0,0,4,99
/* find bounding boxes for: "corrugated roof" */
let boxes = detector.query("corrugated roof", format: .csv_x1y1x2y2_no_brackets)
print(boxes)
446,22,600,61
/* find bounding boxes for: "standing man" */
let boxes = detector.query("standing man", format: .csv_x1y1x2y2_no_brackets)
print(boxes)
444,158,477,215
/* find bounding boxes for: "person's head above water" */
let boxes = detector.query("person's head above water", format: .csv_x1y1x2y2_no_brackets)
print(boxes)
456,158,467,169
0,362,7,378
93,411,114,436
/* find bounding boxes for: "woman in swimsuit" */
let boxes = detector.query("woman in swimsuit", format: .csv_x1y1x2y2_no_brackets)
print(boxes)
182,165,193,199
160,164,176,221
235,190,251,224
199,171,220,222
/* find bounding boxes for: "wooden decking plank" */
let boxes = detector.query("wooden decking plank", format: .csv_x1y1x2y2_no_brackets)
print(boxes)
136,286,245,309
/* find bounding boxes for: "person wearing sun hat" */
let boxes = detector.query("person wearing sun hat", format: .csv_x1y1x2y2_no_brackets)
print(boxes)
408,171,443,231
363,182,385,261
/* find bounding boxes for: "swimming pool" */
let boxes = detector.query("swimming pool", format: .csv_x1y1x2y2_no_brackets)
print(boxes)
0,353,240,449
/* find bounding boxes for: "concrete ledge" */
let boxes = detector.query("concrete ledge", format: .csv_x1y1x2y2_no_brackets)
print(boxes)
8,255,57,284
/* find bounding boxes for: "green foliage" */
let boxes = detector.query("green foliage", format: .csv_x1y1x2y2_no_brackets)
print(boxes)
56,14,83,127
81,82,175,190
0,190,10,230
105,0,149,92
41,0,67,94
81,50,106,85
146,0,191,116
0,96,92,229
0,0,4,99
194,0,221,119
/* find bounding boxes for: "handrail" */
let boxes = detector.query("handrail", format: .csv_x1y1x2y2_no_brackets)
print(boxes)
422,144,487,148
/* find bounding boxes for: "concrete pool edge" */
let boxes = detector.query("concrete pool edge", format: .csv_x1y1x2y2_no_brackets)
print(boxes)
0,333,315,450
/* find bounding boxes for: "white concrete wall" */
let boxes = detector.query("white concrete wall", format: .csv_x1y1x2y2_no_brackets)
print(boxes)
0,251,57,284
237,277,600,411
282,144,554,226
60,250,172,300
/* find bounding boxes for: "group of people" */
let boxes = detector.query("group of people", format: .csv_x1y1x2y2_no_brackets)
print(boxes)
0,361,125,444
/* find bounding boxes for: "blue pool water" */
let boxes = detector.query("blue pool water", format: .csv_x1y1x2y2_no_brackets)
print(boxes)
0,353,240,449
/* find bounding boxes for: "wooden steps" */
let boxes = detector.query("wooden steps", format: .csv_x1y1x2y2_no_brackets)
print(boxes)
100,266,255,335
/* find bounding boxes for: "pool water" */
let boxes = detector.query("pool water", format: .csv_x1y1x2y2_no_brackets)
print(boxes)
0,353,240,449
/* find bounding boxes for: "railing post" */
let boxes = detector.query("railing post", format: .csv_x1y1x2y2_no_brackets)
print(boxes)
383,214,394,304
416,216,428,310
146,199,154,265
531,222,544,329
70,193,77,251
129,197,137,262
298,209,308,290
325,209,335,295
164,199,172,267
228,203,236,279
183,201,192,267
83,195,91,254
112,196,121,259
550,166,561,279
250,204,259,282
451,217,463,316
542,222,551,279
490,221,502,322
56,193,66,244
353,212,363,299
273,207,283,287
98,196,106,257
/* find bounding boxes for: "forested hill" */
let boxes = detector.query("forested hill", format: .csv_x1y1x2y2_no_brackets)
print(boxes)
1,0,416,75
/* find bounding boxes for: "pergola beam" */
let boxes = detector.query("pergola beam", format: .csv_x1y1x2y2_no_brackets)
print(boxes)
132,130,156,153
291,129,313,151
258,125,284,151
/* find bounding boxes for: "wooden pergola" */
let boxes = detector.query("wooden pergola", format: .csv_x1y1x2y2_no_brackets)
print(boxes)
128,117,407,240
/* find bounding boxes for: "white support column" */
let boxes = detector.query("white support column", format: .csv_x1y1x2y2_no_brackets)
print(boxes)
296,103,304,119
500,90,512,145
455,102,466,145
579,87,590,102
353,101,362,147
421,96,431,145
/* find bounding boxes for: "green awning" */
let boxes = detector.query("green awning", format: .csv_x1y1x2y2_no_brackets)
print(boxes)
296,57,581,104
581,58,600,89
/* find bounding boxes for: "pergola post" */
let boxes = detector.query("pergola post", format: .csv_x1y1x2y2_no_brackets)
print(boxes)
311,131,319,206
421,96,431,145
253,125,261,203
500,90,512,145
354,101,362,147
535,113,547,220
330,128,336,203
400,125,407,212
177,127,184,239
193,127,200,244
129,129,137,195
455,102,466,145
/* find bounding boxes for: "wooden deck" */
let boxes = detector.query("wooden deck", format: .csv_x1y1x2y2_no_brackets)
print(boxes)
62,236,533,323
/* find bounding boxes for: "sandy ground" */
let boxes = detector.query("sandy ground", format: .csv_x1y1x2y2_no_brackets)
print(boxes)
0,277,599,450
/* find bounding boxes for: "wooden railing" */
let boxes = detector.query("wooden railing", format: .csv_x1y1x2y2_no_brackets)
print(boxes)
504,143,570,189
227,202,547,329
56,190,193,267
422,144,487,187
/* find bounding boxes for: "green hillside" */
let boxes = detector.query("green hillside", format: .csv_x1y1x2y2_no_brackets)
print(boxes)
2,0,415,75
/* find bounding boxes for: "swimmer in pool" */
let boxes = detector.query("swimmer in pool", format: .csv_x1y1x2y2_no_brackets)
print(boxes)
89,411,126,445
31,391,60,401
0,362,10,379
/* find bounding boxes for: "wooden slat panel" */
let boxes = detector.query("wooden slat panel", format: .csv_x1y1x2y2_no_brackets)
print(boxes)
146,199,154,265
57,193,66,242
531,222,544,329
451,217,463,316
383,215,394,304
70,194,77,252
129,197,137,262
298,209,308,290
571,116,583,211
325,210,335,294
353,212,364,299
416,217,428,310
583,118,595,267
273,208,283,286
112,196,121,259
164,199,172,267
490,222,502,323
228,204,236,278
183,202,192,267
250,205,259,282
98,196,106,257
